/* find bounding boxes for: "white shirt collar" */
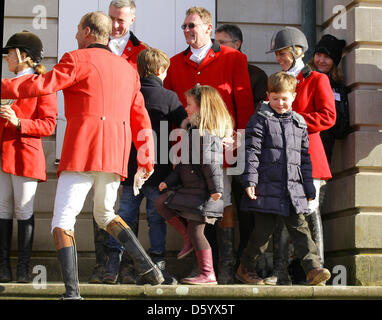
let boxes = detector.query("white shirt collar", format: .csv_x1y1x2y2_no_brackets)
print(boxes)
189,39,213,64
16,68,35,78
286,58,305,78
109,32,131,56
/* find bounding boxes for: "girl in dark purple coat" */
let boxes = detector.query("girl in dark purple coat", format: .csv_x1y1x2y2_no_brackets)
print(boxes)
155,85,233,285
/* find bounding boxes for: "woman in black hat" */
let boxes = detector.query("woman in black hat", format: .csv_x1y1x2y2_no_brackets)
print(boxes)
309,34,350,163
0,31,57,283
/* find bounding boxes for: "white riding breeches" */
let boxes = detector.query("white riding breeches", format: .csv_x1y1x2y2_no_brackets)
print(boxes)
0,163,38,221
51,171,121,233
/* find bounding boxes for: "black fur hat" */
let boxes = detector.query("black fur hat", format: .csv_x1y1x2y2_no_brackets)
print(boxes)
314,34,346,66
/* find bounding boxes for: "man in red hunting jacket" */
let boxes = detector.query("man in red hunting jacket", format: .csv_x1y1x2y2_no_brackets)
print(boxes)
164,6,255,284
108,0,147,69
1,11,163,299
88,0,150,286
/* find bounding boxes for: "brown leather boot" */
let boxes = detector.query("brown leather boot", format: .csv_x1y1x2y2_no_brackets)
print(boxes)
181,249,217,285
236,263,265,285
306,267,331,286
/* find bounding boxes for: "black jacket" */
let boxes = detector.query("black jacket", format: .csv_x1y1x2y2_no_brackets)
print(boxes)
320,76,350,163
241,103,316,216
123,76,187,186
164,126,224,218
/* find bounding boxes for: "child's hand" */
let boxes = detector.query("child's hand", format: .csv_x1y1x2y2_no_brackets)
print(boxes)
245,187,257,200
210,193,222,201
158,182,168,192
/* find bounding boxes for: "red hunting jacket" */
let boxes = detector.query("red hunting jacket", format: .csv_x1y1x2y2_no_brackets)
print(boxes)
164,41,255,131
0,93,57,181
119,32,147,70
1,44,154,179
293,67,336,180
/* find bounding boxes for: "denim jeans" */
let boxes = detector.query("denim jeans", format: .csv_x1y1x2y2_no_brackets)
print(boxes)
107,185,167,255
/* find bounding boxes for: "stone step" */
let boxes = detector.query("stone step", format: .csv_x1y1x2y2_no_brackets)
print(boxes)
1,283,382,300
6,252,196,283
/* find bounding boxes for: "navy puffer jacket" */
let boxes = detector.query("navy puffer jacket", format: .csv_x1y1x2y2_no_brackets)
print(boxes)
241,102,316,216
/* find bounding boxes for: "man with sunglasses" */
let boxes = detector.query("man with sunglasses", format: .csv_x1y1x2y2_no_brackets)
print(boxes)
164,6,255,285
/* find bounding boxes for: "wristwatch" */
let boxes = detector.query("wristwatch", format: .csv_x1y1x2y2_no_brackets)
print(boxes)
16,118,21,131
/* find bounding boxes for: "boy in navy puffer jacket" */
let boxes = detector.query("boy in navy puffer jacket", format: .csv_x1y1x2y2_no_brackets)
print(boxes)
236,72,331,286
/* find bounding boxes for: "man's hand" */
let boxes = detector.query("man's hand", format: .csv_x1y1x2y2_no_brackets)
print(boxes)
133,167,153,196
245,186,257,200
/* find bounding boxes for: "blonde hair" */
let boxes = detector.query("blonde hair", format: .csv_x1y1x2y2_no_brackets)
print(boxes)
185,85,233,138
137,47,170,78
268,72,297,94
186,7,213,36
16,48,47,75
281,46,304,59
80,12,112,43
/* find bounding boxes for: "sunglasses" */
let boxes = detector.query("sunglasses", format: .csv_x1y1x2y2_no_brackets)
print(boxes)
181,23,204,30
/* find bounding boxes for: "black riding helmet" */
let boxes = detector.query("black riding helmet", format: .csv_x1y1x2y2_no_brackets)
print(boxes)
2,31,44,63
266,26,308,57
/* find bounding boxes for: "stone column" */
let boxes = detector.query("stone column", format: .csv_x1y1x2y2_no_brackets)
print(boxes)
321,0,382,285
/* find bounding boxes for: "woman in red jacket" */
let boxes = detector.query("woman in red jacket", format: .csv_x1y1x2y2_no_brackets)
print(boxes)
0,31,57,283
262,27,336,285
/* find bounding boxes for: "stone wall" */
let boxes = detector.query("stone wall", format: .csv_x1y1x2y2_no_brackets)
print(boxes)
320,0,382,285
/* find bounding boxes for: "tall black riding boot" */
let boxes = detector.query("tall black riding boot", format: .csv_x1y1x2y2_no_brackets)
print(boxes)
17,216,34,283
53,228,82,300
119,221,139,284
106,216,164,285
119,251,137,284
264,219,292,285
137,252,177,285
306,209,324,267
216,226,235,284
89,217,109,283
0,219,13,282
